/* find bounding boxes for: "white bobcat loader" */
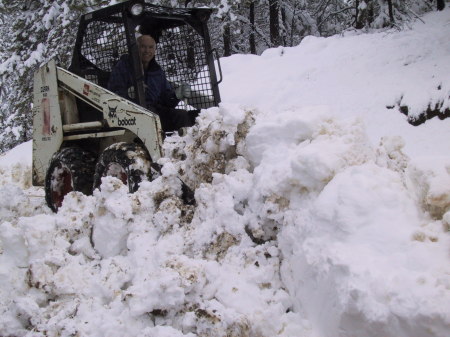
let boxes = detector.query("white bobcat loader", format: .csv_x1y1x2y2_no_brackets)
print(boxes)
32,0,221,211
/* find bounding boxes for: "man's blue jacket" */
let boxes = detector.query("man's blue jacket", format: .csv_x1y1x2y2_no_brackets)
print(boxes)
108,55,179,109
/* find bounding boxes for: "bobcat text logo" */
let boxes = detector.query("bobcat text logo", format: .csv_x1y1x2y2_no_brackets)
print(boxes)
118,116,136,126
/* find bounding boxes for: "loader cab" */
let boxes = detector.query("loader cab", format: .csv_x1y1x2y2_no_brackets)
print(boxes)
68,0,221,123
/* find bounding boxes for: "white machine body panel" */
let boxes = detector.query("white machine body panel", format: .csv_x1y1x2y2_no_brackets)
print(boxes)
32,60,164,186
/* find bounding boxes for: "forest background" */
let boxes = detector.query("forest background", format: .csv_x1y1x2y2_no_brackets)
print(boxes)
0,0,446,153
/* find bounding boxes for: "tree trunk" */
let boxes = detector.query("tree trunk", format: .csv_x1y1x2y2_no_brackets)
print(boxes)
281,4,287,46
223,23,231,57
387,0,394,25
437,0,445,10
269,0,280,47
249,1,256,54
355,0,363,29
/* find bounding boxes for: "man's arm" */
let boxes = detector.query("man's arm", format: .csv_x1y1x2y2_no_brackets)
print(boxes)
108,57,132,100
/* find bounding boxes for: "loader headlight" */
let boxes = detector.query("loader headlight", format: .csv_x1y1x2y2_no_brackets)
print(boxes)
130,3,144,16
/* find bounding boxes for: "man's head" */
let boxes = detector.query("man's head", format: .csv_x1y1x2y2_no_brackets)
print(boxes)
137,35,156,67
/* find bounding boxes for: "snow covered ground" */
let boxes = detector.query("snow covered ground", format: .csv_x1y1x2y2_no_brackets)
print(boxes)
1,8,449,337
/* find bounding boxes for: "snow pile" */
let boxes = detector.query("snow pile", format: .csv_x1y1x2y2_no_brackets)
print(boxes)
1,8,450,337
0,141,32,189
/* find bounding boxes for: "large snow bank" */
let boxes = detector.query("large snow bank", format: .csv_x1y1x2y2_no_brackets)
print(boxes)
219,8,450,159
1,8,450,337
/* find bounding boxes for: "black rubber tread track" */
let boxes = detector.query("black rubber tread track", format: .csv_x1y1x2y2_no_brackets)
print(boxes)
93,142,152,193
45,147,97,212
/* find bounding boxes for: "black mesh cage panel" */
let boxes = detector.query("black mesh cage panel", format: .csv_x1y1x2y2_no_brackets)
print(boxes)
79,15,127,87
157,25,215,111
76,5,218,112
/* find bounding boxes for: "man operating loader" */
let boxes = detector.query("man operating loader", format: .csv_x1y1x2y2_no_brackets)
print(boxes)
108,32,198,132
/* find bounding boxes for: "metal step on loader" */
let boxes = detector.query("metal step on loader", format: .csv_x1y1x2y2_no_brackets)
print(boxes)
32,0,222,212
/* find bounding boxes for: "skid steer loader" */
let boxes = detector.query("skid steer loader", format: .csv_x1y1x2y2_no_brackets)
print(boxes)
32,0,221,212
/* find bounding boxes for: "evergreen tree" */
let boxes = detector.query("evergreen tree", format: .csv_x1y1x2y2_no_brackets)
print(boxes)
0,0,108,153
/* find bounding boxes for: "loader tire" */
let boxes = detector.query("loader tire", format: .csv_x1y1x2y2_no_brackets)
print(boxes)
93,142,152,193
45,147,97,212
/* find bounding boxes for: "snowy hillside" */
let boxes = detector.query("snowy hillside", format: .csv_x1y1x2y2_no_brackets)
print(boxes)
1,8,449,337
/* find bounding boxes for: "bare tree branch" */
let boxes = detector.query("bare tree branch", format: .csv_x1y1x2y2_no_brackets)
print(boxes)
317,6,354,29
